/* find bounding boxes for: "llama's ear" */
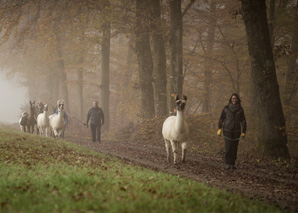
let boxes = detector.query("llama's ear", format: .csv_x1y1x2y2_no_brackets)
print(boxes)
183,95,187,101
175,95,179,101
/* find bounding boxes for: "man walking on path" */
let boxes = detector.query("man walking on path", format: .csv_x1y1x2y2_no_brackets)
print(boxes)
86,101,104,143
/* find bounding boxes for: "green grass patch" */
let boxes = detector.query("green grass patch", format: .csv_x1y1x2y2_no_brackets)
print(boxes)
0,127,283,212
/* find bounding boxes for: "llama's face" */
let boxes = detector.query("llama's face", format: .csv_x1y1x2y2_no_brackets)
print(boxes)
44,104,48,111
58,103,64,111
30,101,36,109
176,99,187,111
175,95,187,112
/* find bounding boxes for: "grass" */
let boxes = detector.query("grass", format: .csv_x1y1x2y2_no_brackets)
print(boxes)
0,127,284,213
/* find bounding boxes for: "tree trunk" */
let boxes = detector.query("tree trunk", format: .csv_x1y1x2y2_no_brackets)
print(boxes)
151,0,167,116
55,42,70,112
268,0,275,47
169,0,183,111
135,0,155,119
100,0,111,131
47,66,59,111
124,34,135,86
202,0,216,113
283,1,298,124
241,0,290,158
77,66,83,121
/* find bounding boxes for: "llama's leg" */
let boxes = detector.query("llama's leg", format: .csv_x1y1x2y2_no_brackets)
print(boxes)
45,127,48,138
40,128,44,136
164,139,171,163
181,142,187,163
54,130,58,138
170,140,178,164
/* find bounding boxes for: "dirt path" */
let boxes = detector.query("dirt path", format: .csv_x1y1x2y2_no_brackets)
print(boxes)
69,137,298,212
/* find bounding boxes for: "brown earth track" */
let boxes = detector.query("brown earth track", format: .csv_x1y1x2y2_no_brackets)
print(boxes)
68,137,298,213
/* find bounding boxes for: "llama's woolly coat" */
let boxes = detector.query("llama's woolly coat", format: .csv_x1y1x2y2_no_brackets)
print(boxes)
37,105,50,137
162,113,189,142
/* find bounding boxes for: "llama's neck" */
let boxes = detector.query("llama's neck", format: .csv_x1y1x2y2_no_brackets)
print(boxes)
58,110,64,119
175,110,185,130
43,110,49,118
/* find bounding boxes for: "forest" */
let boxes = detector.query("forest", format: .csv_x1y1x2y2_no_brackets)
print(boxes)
0,0,297,160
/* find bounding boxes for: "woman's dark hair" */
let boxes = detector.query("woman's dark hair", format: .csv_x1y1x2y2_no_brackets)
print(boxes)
228,93,241,105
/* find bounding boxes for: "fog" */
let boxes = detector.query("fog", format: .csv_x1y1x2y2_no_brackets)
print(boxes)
0,72,27,124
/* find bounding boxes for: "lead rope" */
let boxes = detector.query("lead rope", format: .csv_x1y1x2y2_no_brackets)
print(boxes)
193,127,242,141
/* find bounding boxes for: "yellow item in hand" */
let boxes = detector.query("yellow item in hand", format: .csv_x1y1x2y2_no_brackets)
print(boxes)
241,133,246,138
217,129,222,136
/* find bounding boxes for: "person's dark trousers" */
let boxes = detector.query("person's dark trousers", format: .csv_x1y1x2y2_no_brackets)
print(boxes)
91,123,101,142
223,131,241,166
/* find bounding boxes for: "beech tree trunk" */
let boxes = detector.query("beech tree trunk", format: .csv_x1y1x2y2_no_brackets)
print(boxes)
100,0,111,131
55,40,70,112
151,0,167,116
241,0,290,158
135,0,155,119
268,0,275,47
202,0,216,113
283,1,298,124
77,65,83,121
169,0,183,111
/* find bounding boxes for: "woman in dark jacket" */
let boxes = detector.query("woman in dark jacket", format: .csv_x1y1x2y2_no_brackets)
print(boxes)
217,93,246,170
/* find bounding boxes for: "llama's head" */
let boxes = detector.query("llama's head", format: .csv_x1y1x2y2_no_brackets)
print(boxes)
29,100,36,108
44,104,48,112
175,95,187,112
22,111,28,117
57,100,64,112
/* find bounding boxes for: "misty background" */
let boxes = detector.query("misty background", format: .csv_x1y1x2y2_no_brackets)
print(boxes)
0,71,27,124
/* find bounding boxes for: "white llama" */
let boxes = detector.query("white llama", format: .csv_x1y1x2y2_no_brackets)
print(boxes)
49,100,65,139
162,95,189,164
37,104,50,137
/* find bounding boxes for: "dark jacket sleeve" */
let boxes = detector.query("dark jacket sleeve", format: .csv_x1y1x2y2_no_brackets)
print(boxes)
218,107,226,129
240,109,247,134
86,108,91,124
101,108,104,125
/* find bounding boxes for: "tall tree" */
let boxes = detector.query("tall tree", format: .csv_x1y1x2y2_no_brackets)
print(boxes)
202,0,216,113
135,0,155,118
100,0,111,131
150,0,167,116
55,37,70,112
169,0,183,110
268,0,275,47
241,0,290,158
283,1,298,124
75,3,89,121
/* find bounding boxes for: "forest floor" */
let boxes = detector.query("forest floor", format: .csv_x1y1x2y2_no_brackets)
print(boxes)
65,114,298,213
